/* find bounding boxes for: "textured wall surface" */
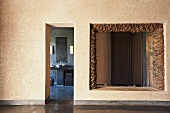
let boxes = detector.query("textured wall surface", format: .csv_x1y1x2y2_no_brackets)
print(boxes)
0,0,170,102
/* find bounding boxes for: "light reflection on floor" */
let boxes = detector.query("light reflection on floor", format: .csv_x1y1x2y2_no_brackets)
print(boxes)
0,85,170,113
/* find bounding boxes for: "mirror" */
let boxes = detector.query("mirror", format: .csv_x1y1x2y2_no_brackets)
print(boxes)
50,27,74,66
90,23,164,90
56,37,67,63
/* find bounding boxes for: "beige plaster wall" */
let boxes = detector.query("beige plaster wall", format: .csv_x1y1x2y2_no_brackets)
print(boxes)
0,0,170,102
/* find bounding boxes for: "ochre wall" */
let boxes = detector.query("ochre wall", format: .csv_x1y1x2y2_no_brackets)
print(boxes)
0,0,170,102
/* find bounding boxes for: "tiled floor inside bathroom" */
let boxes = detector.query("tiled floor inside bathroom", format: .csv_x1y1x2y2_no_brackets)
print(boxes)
0,85,170,113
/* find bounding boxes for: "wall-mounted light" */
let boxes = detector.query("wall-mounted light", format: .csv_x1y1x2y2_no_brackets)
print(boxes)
70,46,74,54
50,46,54,54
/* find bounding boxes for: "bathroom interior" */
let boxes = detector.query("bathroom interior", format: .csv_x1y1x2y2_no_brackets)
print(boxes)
50,26,74,100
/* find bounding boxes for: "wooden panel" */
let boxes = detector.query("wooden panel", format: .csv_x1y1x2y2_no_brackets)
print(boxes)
45,24,51,99
96,32,111,85
111,32,130,85
131,33,143,86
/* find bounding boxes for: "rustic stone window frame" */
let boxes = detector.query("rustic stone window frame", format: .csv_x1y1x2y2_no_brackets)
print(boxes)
90,23,164,90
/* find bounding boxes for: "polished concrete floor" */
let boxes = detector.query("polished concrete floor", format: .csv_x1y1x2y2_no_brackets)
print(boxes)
0,85,170,113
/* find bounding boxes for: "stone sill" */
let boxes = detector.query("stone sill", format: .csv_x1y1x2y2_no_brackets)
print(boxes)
93,86,159,91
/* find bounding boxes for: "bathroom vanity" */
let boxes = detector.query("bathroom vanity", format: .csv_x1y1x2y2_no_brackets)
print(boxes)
50,65,74,86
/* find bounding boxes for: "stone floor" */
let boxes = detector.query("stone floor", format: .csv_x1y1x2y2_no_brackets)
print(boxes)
50,85,73,100
0,85,170,113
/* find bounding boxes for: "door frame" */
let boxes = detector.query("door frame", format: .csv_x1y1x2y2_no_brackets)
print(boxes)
45,23,75,103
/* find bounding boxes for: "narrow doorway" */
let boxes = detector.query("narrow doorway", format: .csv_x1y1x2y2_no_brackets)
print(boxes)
46,24,74,101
